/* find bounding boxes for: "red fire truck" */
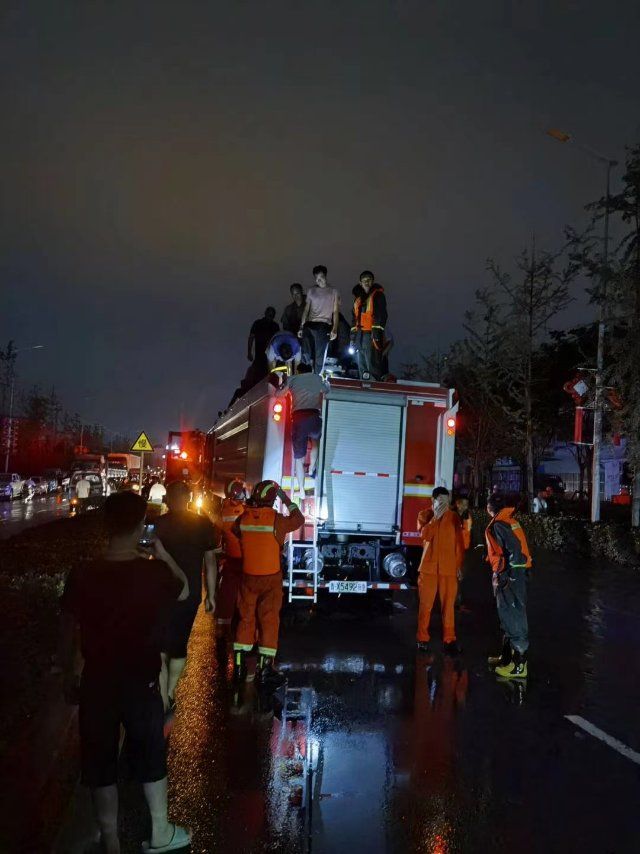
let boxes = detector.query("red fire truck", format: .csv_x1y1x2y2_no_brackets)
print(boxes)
204,376,457,604
165,430,206,485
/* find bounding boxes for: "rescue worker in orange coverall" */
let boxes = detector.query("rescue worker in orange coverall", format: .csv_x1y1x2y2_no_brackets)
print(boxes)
232,480,304,684
212,479,247,657
416,486,465,655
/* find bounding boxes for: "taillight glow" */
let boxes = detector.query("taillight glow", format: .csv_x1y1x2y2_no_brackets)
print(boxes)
179,451,188,460
273,401,284,421
446,416,456,436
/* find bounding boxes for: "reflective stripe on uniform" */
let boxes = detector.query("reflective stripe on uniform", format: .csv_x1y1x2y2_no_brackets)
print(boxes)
222,516,239,522
233,642,253,652
258,646,277,657
239,524,275,532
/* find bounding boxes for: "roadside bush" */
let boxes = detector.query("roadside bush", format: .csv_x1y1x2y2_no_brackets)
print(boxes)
473,508,639,566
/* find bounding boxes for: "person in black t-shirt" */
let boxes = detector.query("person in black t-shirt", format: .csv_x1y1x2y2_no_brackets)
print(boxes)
154,480,218,711
281,283,306,333
246,307,279,387
59,491,191,854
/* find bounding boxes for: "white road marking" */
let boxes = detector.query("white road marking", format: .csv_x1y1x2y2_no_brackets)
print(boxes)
565,715,640,765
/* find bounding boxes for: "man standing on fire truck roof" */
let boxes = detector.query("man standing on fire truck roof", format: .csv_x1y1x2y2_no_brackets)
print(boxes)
232,480,303,685
351,270,388,381
297,265,340,374
416,487,465,656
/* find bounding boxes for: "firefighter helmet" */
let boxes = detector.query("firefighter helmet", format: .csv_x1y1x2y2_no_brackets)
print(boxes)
225,479,246,501
250,480,280,507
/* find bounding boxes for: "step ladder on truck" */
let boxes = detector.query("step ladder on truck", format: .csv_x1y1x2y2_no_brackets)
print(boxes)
204,375,457,610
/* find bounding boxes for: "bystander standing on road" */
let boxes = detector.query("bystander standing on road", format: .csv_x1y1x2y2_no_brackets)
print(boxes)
75,475,92,513
416,487,465,655
485,494,532,679
277,363,330,503
149,479,167,507
281,283,306,333
58,491,191,854
532,490,548,514
297,265,340,373
154,481,218,712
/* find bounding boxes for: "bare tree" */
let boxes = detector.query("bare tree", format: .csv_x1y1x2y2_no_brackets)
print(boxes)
486,239,578,505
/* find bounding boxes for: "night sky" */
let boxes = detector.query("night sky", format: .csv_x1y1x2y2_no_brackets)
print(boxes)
2,1,639,443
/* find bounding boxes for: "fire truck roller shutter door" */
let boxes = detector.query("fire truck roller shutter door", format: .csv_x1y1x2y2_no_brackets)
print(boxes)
319,399,403,533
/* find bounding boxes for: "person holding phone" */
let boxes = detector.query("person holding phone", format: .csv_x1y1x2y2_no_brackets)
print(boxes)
154,480,218,711
58,491,190,854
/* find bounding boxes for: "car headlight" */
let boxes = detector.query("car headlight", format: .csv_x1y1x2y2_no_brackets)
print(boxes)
383,552,407,579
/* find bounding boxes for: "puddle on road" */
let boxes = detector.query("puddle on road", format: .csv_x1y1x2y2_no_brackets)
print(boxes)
168,612,484,854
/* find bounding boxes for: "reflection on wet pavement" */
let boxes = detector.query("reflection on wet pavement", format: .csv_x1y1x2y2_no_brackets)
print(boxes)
0,494,70,538
108,552,640,852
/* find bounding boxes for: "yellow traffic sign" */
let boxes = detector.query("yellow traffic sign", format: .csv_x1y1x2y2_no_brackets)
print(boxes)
131,432,153,452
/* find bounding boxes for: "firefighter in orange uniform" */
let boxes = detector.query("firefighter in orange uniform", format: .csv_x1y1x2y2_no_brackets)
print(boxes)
350,270,388,381
416,486,465,655
232,480,304,683
485,493,532,679
213,480,247,654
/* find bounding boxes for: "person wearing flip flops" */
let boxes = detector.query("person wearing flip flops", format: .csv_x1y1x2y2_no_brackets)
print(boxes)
59,491,191,854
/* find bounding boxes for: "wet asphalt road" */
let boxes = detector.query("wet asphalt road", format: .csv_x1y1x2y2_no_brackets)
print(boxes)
0,493,71,538
60,550,640,854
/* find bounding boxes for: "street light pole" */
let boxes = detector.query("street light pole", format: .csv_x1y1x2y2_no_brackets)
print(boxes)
546,130,617,523
3,344,45,472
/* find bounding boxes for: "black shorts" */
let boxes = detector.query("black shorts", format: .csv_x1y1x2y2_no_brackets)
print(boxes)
79,676,166,787
161,599,200,658
291,409,322,459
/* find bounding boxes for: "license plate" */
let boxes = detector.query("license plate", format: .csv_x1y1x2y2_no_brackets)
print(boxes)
328,580,367,594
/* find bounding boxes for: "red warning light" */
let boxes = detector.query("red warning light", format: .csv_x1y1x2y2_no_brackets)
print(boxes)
180,451,188,460
273,402,284,414
273,401,284,421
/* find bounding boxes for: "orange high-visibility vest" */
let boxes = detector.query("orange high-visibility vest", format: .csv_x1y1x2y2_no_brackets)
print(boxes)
485,508,532,573
220,498,244,559
238,506,282,576
354,288,385,334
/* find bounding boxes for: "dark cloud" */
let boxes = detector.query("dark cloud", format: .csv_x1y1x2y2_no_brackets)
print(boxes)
2,1,639,438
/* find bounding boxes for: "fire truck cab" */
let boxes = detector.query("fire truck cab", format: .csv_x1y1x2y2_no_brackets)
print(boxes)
205,376,456,604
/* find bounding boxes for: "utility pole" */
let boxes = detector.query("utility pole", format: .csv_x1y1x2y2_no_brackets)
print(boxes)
591,160,614,523
3,344,44,472
546,130,617,522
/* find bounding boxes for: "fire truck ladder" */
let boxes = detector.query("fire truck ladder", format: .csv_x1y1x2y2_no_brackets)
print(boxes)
287,512,319,604
286,419,320,603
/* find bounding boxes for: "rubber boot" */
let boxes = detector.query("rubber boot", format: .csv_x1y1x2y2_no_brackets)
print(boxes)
215,634,228,664
488,637,512,667
257,655,286,687
232,649,247,684
495,649,528,679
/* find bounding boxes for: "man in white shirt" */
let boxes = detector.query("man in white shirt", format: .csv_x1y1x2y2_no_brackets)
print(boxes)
75,475,92,513
149,480,167,506
297,265,340,374
279,364,330,501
